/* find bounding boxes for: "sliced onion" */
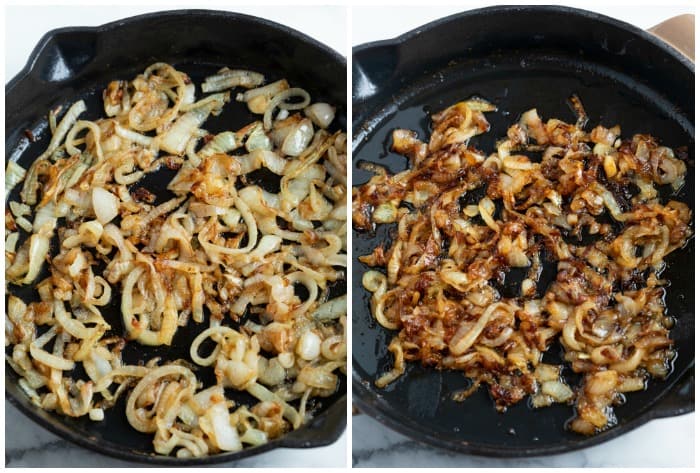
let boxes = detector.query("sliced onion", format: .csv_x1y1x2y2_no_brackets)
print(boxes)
45,100,87,159
89,408,105,421
297,365,337,390
115,123,154,147
372,202,398,224
239,79,289,114
202,69,264,93
199,402,242,452
304,103,335,129
5,161,27,194
465,98,497,112
92,187,120,224
296,331,321,361
199,131,237,158
240,428,268,446
263,89,311,131
312,295,347,321
541,380,574,402
246,382,301,429
239,149,288,175
6,232,20,254
449,303,505,355
281,119,314,157
159,96,227,155
182,83,196,105
244,124,272,152
21,232,51,284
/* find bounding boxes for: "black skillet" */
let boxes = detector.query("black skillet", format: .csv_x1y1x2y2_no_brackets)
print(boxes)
5,9,346,465
352,5,694,457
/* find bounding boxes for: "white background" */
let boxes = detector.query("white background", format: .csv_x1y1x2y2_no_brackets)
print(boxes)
351,1,696,469
3,4,347,468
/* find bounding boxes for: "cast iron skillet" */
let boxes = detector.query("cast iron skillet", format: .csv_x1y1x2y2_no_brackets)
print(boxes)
5,9,346,465
352,6,694,457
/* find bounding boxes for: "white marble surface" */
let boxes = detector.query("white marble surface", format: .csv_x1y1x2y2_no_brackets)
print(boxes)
352,413,694,468
351,2,695,468
4,4,347,468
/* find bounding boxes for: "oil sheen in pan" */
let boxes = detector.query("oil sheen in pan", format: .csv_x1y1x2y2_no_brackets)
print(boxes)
352,49,694,451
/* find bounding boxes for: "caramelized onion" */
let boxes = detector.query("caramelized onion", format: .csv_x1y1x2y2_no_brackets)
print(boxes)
354,96,690,434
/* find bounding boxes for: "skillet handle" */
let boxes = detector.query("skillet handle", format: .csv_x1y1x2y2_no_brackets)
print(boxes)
646,368,695,419
648,14,695,61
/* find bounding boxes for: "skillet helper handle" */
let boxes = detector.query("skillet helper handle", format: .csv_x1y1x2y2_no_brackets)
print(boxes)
646,368,695,419
648,14,695,60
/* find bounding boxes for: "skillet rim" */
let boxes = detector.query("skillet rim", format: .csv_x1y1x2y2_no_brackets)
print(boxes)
6,8,347,93
350,4,694,458
5,8,347,466
351,5,693,75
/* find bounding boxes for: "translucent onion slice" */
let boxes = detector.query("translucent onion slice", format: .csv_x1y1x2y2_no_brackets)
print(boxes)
92,187,120,224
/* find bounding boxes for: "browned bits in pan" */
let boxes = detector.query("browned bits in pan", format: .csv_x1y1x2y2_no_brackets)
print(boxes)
353,96,691,436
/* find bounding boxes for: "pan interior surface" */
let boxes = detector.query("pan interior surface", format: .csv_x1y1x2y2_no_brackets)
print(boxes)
352,19,694,454
6,11,347,465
